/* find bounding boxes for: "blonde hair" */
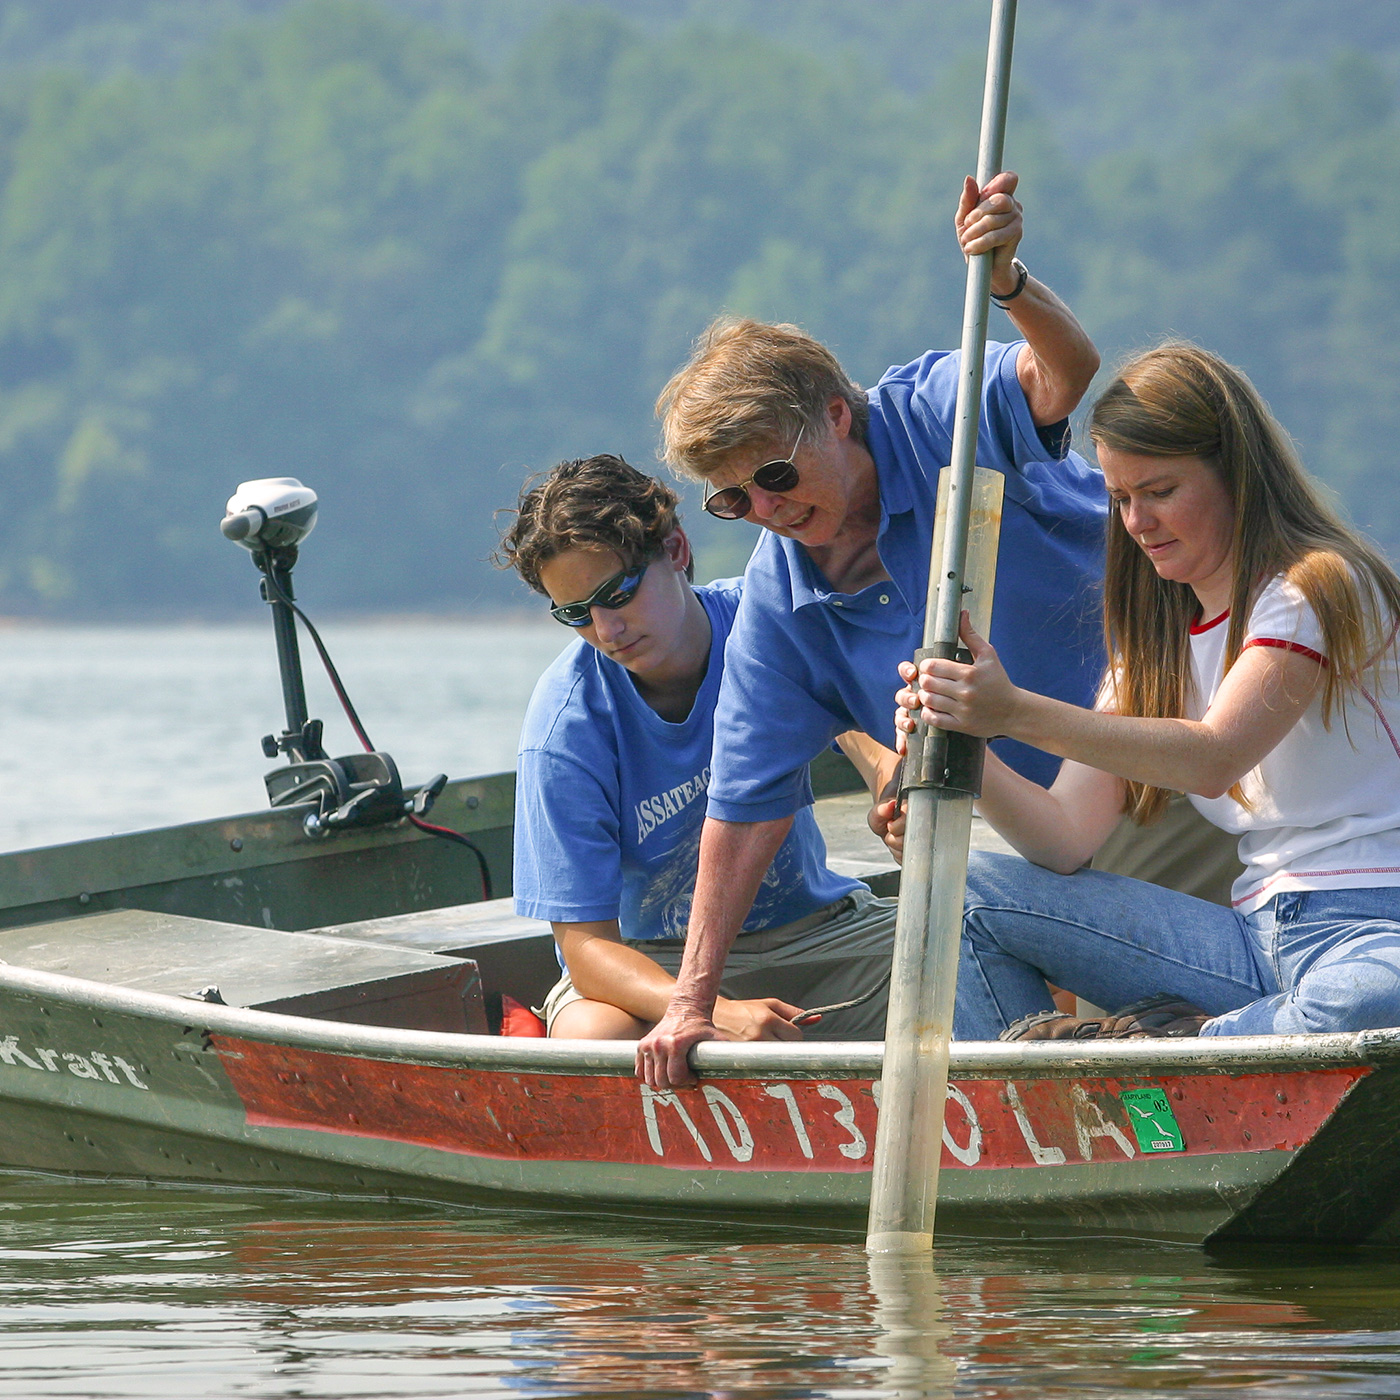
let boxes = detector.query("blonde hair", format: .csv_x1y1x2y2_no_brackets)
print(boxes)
1090,342,1400,824
656,316,868,478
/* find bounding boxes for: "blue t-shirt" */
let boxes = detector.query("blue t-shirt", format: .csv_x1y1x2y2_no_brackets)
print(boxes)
707,340,1108,823
513,580,859,940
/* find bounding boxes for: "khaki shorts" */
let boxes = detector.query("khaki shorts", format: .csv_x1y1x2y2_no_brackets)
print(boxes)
539,886,897,1040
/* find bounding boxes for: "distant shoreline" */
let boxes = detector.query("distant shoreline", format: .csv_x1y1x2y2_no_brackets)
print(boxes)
0,608,560,629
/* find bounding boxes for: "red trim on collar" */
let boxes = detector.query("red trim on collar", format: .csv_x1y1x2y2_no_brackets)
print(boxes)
1189,607,1229,635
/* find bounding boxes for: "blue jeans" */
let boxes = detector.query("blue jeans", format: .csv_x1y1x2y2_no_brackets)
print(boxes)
954,850,1400,1040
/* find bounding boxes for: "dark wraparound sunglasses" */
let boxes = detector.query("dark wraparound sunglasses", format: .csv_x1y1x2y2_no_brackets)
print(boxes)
702,425,805,520
549,564,648,627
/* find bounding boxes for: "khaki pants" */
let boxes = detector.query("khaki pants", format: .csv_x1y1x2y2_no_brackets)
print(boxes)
540,887,897,1039
1091,793,1242,906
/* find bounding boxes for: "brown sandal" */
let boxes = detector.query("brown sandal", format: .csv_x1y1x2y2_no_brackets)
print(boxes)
1000,994,1210,1042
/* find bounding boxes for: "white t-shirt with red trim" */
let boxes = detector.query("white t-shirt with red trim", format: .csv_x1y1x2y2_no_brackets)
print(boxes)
1186,573,1400,913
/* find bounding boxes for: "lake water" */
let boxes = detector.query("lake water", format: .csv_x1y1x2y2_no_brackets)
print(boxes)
0,620,571,853
2,1182,1400,1399
1,623,1400,1398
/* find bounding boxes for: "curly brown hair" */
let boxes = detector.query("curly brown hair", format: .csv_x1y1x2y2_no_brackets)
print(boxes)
496,454,687,595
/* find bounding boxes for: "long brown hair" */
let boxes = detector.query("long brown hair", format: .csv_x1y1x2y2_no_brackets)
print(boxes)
1090,342,1400,823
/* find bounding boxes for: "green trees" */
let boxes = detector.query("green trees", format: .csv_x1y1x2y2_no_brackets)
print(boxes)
0,2,1393,613
0,1,517,609
1076,53,1399,545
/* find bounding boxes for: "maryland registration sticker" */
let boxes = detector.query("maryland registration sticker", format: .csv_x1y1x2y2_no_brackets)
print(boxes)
1118,1087,1185,1153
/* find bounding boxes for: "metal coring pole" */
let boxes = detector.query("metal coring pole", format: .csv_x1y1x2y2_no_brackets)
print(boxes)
866,0,1018,1254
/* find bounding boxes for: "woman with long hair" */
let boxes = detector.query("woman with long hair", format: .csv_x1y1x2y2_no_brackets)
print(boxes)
895,342,1400,1039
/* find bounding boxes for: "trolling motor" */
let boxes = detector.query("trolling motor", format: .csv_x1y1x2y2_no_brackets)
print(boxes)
221,477,447,837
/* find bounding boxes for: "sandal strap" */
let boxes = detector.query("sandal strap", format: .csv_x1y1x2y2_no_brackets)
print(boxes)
1000,1010,1082,1041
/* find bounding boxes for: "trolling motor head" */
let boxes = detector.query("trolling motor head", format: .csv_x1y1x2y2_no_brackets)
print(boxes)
219,478,446,837
221,478,318,553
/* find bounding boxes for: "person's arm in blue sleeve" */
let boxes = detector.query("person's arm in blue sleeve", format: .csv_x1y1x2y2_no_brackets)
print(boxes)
638,721,882,1088
512,748,622,925
956,172,1099,425
635,615,854,1086
703,628,849,823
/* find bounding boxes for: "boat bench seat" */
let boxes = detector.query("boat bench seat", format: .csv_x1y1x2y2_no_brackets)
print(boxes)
311,902,560,1023
0,908,489,1034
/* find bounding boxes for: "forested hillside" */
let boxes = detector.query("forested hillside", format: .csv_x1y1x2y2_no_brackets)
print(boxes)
0,0,1393,614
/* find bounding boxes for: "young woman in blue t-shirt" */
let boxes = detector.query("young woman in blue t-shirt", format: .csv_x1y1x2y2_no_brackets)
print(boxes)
499,454,898,1042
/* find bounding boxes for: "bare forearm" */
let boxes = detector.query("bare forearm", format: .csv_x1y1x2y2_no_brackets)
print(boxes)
560,928,681,1024
1004,278,1100,425
671,815,792,1016
975,752,1123,873
952,172,1097,424
911,623,1325,812
1009,691,1242,798
836,731,901,801
561,924,783,1034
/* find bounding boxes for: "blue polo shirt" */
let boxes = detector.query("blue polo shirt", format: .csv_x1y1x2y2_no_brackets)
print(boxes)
706,340,1107,823
513,579,859,939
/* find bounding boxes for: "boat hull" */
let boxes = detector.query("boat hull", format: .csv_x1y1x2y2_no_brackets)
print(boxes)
3,962,1396,1243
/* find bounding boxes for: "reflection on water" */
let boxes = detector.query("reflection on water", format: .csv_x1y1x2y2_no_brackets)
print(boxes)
0,620,569,852
0,1179,1397,1398
869,1253,956,1398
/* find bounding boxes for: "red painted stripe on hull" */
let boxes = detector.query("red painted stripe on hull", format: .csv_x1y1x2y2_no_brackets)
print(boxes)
214,1038,1366,1175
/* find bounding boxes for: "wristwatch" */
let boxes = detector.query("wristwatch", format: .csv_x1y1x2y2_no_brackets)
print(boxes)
991,257,1029,305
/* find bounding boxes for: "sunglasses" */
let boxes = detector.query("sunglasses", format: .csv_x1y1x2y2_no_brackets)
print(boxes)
702,425,805,520
549,564,648,627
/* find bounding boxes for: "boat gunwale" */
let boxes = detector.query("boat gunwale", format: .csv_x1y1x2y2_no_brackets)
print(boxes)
2,960,1398,1079
0,776,514,908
